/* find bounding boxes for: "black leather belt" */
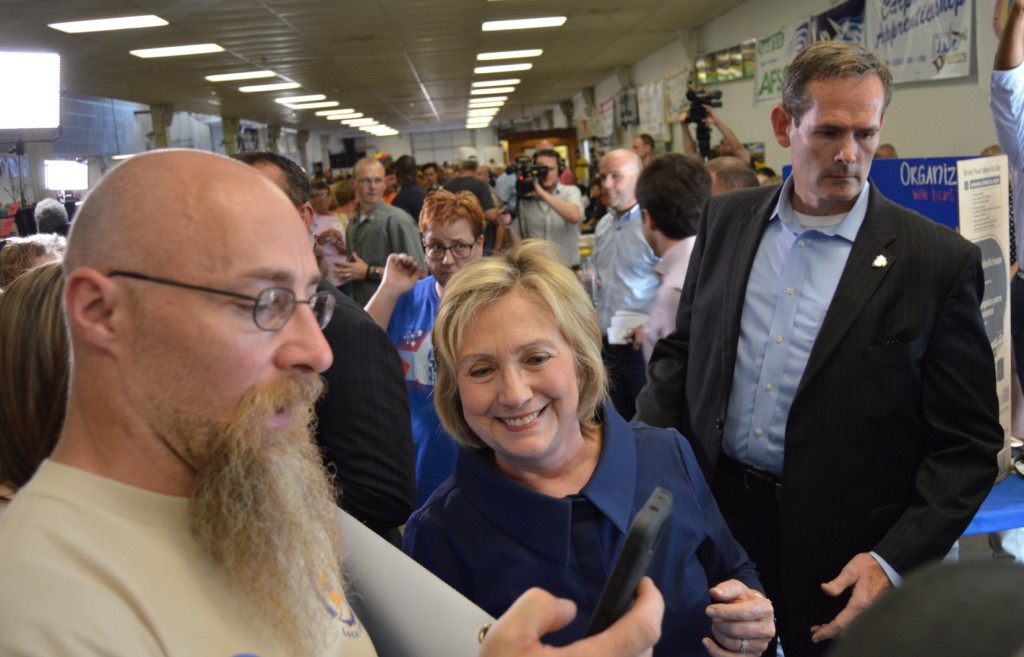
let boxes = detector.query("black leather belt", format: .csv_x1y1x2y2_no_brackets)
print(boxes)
718,454,782,502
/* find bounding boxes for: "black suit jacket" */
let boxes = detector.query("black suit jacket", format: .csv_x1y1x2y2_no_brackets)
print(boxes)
317,279,416,536
637,184,1002,637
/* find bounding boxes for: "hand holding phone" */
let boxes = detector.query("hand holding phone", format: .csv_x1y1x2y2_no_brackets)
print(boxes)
585,487,672,637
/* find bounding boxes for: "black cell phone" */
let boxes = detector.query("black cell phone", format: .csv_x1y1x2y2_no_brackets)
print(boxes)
585,487,673,636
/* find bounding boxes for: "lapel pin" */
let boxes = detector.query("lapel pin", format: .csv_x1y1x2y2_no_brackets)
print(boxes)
872,255,888,269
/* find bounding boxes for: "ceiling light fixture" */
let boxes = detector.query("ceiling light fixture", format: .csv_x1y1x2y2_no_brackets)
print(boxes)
50,15,168,33
471,87,515,95
130,43,223,58
334,113,365,121
315,108,356,116
343,118,378,126
274,94,325,104
474,63,532,74
468,101,506,108
205,70,275,82
477,49,542,61
283,101,339,110
482,17,566,31
239,82,301,93
472,79,521,87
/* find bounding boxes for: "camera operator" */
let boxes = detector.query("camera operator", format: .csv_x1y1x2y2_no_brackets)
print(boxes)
679,103,751,165
506,149,586,265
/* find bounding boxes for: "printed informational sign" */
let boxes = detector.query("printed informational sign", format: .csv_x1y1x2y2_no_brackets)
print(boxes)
864,0,971,82
599,97,615,141
638,80,665,139
754,20,811,105
958,154,1011,447
869,157,960,228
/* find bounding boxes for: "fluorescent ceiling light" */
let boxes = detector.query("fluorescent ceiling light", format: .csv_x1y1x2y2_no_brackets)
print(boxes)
482,17,566,31
315,108,356,116
205,70,275,82
343,118,378,126
50,15,168,33
0,52,60,130
467,123,490,129
471,87,515,95
472,79,521,88
469,95,508,103
468,109,500,117
469,101,506,108
239,82,301,93
334,113,365,121
275,94,325,104
130,43,223,58
284,101,339,110
111,154,137,160
474,63,532,74
477,49,542,61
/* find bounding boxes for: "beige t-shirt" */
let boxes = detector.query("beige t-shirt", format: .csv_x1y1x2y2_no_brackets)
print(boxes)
0,460,378,657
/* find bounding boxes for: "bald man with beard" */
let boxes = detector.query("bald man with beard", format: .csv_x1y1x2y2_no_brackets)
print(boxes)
0,150,665,657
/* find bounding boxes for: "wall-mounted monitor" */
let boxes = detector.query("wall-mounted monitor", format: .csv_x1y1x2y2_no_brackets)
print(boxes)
0,52,60,130
44,160,88,191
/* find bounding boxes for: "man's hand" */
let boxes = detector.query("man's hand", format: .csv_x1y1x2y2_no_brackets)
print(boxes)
625,324,645,352
380,253,422,295
677,108,690,125
703,580,774,656
702,105,722,126
334,251,370,284
810,553,892,643
479,577,664,657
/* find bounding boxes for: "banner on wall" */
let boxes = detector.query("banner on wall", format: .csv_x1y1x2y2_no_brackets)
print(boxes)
599,97,615,141
638,80,665,139
812,0,866,42
864,0,971,82
754,20,811,106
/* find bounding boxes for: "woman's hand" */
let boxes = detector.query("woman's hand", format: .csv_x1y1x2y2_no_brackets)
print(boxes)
702,580,774,656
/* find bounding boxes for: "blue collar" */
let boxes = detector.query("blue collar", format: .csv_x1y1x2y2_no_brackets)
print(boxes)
454,401,637,565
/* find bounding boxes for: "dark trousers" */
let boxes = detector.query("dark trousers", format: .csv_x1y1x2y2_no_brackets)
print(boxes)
713,459,832,657
601,340,647,420
1012,274,1024,390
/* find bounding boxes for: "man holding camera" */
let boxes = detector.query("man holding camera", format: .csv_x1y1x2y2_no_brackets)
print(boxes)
510,149,586,265
679,100,751,165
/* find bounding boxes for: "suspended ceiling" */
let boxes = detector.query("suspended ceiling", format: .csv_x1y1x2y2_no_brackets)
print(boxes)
0,0,747,135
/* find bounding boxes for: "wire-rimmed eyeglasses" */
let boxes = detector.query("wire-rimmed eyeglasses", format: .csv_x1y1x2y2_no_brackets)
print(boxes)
109,271,335,331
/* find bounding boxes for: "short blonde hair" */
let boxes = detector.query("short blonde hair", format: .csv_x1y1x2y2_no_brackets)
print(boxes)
432,239,607,448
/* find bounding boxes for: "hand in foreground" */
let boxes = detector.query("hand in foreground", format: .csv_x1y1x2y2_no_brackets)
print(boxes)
703,580,774,656
810,552,892,643
624,325,645,352
380,252,422,294
479,577,664,657
334,251,369,284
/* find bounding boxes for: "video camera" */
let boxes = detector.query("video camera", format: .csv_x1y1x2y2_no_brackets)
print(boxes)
684,89,724,161
516,157,549,196
684,89,723,124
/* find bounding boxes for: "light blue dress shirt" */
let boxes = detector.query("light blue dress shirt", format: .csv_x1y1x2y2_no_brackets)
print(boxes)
592,204,660,333
722,177,871,474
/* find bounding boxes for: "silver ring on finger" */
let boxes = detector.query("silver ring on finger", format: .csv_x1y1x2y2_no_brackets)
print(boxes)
739,638,750,654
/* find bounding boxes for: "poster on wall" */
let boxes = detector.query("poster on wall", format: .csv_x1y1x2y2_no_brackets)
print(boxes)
664,69,690,120
599,97,615,141
754,19,811,106
864,0,971,82
812,0,866,42
638,80,665,139
957,154,1011,448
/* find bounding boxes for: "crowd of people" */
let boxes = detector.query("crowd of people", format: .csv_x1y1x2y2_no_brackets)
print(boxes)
0,32,1022,657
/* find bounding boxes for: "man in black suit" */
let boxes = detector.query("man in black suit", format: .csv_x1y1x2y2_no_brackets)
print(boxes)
235,152,416,544
636,41,1002,656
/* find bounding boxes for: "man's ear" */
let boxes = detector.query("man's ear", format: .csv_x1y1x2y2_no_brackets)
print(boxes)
298,202,314,231
64,268,127,351
641,208,658,233
770,104,793,148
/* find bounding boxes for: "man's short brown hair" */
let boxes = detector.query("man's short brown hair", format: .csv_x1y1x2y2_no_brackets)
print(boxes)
782,41,893,124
